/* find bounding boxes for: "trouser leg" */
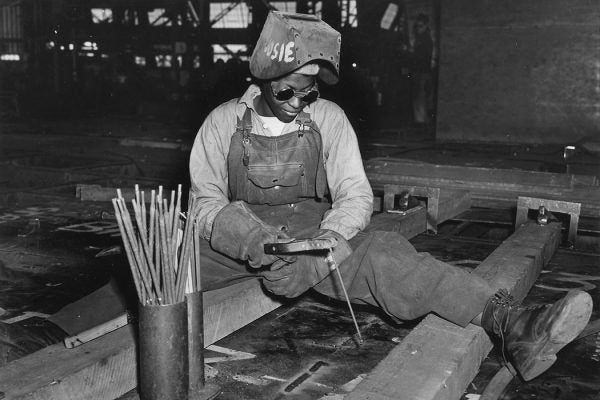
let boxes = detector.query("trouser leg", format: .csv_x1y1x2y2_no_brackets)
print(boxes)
313,231,496,327
198,238,258,291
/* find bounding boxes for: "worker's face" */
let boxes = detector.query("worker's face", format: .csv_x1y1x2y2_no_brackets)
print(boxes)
259,73,318,123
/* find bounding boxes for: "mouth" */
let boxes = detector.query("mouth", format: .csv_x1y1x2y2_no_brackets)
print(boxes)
282,109,301,117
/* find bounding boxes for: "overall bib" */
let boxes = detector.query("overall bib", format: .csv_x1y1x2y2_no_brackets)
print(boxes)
200,108,495,327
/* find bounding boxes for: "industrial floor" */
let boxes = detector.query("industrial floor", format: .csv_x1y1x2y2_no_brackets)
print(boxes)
1,116,599,399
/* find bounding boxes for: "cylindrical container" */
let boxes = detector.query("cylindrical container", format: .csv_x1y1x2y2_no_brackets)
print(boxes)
139,301,189,400
186,291,205,398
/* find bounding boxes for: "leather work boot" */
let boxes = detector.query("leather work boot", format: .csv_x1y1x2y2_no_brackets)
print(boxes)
481,289,593,381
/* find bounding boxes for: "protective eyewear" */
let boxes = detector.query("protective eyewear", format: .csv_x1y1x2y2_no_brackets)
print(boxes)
271,85,320,103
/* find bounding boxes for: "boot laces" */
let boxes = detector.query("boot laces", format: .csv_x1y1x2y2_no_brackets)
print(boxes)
491,289,516,367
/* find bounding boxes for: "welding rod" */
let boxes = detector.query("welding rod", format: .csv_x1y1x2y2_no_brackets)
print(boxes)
326,251,363,345
113,185,201,306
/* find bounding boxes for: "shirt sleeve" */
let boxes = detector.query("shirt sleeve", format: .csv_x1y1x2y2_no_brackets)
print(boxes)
189,102,235,239
315,101,373,239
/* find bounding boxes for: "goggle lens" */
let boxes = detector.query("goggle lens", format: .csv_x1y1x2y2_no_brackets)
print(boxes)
273,88,319,103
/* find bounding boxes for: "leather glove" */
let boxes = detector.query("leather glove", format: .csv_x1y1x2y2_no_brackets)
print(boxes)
262,229,352,298
210,201,290,268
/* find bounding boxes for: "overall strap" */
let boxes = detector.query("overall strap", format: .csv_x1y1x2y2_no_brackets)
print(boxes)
235,108,253,166
295,111,327,199
295,111,313,137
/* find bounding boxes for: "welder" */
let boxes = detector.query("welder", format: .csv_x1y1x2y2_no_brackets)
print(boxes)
190,11,592,381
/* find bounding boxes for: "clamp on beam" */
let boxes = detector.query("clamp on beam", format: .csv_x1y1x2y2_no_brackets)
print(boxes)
383,184,441,233
515,196,581,246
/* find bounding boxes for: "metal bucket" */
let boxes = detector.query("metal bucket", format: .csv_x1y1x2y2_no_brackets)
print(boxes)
139,300,189,400
186,291,205,398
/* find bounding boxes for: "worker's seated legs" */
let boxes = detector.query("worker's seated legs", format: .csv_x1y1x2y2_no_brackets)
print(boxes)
476,288,592,381
309,231,592,381
201,226,592,381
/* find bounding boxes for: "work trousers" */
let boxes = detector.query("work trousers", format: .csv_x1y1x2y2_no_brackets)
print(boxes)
200,200,495,327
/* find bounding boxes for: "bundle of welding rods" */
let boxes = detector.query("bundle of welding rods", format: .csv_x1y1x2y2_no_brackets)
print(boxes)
112,184,201,305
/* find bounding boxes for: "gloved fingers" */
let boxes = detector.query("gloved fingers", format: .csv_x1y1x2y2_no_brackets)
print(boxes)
276,254,297,264
262,261,313,298
248,253,279,269
309,228,342,240
263,276,291,290
262,263,294,281
309,229,353,266
248,252,296,269
269,258,291,271
263,276,297,296
248,228,296,268
269,232,296,263
263,277,306,298
276,230,292,241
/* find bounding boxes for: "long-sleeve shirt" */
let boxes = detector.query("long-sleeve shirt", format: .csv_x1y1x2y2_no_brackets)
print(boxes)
189,84,373,240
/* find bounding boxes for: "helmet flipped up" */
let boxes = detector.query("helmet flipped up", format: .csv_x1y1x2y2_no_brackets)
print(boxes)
249,11,341,84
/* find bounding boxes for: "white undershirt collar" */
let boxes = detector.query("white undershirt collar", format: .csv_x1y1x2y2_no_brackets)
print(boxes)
258,115,289,137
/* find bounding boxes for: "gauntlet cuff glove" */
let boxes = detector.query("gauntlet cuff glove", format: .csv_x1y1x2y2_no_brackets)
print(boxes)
262,229,352,298
210,201,288,268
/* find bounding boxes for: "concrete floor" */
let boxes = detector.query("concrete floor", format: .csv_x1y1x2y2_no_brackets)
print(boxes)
0,116,599,399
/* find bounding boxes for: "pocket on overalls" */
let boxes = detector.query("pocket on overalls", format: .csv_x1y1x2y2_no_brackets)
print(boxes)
247,163,305,189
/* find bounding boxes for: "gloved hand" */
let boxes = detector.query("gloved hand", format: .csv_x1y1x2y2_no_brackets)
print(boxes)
210,201,290,268
262,229,352,298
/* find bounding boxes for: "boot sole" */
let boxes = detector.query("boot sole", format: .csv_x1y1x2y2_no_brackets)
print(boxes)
519,290,593,381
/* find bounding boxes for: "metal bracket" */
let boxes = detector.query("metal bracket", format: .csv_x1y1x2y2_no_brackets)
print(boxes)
383,184,441,233
515,196,581,245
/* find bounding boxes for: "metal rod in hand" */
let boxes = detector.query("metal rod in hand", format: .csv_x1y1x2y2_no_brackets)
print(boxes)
326,250,363,345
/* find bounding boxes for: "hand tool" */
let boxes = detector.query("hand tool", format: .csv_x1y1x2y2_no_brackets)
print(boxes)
264,238,363,345
263,236,337,254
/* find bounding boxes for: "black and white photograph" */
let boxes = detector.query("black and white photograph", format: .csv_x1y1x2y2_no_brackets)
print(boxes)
0,1,599,399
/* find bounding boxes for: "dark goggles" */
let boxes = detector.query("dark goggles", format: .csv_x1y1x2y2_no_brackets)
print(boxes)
271,86,320,103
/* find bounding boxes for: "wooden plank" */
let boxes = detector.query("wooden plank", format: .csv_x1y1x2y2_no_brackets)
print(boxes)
347,220,562,400
438,190,471,223
0,279,281,400
118,138,191,151
368,171,600,217
366,158,597,188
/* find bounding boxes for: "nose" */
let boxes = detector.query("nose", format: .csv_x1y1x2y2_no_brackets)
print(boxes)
288,96,303,109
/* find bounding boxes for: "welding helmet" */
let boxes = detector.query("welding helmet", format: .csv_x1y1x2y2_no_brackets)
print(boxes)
249,11,341,84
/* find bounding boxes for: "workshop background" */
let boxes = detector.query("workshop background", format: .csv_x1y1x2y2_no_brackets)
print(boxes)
1,1,599,400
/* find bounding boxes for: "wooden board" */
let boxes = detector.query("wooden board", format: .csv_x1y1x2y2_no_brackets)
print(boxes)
366,158,597,188
437,190,471,224
0,279,281,400
347,220,562,400
366,158,600,216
